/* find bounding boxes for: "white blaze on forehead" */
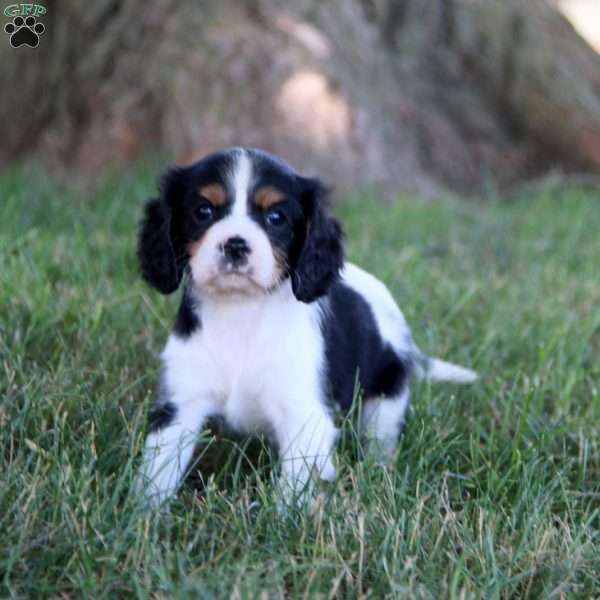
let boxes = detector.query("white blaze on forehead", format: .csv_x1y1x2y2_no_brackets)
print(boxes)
230,150,253,217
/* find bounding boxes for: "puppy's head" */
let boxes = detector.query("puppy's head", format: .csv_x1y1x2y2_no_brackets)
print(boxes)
138,148,343,302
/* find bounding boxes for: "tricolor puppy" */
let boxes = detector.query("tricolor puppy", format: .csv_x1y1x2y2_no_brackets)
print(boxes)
136,147,476,507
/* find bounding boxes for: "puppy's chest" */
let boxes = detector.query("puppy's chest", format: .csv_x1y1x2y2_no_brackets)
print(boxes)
163,300,323,431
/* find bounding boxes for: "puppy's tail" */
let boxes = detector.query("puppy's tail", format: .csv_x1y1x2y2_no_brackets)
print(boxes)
412,352,478,383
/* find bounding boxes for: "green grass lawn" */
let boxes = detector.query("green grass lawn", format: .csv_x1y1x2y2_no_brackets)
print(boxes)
1,164,599,599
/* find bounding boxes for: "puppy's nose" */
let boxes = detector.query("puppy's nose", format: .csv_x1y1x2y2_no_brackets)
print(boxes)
222,236,251,263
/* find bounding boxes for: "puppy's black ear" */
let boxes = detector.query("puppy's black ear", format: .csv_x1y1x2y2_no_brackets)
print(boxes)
137,167,189,294
291,178,344,303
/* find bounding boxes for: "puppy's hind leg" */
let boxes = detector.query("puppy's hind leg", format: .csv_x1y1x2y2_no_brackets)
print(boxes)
360,386,410,463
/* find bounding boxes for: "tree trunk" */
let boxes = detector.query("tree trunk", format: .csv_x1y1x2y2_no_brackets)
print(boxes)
0,0,599,196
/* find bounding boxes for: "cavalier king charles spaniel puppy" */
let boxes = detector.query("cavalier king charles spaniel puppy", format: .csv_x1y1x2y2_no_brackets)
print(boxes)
136,147,477,507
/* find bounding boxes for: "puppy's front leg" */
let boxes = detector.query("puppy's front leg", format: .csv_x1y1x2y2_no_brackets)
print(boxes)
273,404,337,508
136,399,213,507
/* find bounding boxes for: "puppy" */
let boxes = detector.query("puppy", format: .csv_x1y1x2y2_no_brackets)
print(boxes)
136,147,476,507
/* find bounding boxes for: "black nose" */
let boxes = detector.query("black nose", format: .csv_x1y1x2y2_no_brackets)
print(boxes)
222,236,251,263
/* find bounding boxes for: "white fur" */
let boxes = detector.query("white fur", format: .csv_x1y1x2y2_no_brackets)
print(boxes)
231,149,252,217
421,358,478,383
138,405,210,504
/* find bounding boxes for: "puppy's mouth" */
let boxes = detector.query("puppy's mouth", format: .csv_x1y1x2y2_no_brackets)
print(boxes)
221,262,249,275
202,265,267,295
219,260,254,280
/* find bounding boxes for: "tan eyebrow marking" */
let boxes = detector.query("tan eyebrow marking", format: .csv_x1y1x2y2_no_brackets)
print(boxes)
254,186,285,209
197,183,226,207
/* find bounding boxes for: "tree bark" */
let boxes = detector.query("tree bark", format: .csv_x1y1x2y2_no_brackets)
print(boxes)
0,0,599,196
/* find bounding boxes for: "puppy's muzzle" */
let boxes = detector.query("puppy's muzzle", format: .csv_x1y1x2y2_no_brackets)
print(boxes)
221,236,251,268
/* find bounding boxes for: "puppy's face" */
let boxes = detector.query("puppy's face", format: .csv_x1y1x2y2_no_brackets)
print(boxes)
186,150,305,296
138,148,344,303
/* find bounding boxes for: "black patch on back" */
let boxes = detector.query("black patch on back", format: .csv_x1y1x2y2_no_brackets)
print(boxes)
321,282,408,410
173,284,201,338
148,401,177,432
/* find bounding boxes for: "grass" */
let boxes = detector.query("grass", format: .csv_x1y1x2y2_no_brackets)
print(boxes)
1,163,599,599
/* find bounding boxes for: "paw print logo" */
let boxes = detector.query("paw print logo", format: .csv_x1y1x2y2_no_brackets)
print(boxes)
4,15,45,48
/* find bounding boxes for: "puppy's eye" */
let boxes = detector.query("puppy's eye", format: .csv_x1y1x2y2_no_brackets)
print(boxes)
195,200,215,222
265,208,287,228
